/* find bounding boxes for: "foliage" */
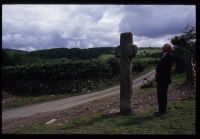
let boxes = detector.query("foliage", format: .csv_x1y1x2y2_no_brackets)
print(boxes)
2,56,159,96
2,59,113,95
2,68,155,110
2,46,160,96
171,25,196,84
2,47,161,66
133,58,159,72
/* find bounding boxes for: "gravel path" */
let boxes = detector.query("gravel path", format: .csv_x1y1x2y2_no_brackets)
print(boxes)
2,70,155,122
2,69,195,133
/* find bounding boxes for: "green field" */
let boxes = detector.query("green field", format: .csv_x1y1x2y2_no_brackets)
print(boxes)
137,47,160,55
97,54,115,63
96,47,161,58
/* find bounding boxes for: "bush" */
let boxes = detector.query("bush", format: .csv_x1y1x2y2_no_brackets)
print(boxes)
2,57,158,96
133,60,146,72
2,59,116,95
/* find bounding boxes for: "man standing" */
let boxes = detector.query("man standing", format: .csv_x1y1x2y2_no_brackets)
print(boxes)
155,43,174,116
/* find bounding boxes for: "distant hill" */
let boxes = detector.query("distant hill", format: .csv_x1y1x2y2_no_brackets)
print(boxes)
27,47,116,59
2,47,161,66
2,49,29,66
2,47,116,66
2,48,28,56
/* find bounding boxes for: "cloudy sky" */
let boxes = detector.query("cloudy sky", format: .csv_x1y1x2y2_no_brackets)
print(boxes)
2,5,196,51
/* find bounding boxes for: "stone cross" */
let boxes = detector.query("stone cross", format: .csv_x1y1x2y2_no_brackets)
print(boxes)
116,32,137,114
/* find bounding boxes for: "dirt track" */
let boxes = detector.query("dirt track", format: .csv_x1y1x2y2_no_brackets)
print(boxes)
2,69,195,133
2,70,155,122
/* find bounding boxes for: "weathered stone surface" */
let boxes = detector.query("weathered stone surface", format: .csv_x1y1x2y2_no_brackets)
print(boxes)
45,118,57,124
116,32,137,114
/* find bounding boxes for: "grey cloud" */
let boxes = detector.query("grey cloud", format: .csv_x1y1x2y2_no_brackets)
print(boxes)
2,5,196,51
3,32,65,50
119,5,196,37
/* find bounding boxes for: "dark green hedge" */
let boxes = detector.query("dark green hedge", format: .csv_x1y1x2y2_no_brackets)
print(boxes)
2,60,113,81
2,59,115,95
2,58,158,96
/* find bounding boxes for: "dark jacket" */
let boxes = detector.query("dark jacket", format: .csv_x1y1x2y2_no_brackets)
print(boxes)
156,52,174,84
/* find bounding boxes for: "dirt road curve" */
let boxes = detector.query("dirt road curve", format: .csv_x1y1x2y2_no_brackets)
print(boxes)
2,70,155,122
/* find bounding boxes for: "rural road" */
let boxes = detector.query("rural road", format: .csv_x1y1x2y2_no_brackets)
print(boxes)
2,69,155,122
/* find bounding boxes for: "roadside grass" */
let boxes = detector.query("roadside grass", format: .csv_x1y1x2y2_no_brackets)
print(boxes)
2,67,155,110
171,73,186,87
2,94,67,110
139,71,186,95
9,97,195,134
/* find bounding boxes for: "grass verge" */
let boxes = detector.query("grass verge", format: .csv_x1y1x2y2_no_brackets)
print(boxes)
138,71,186,95
9,97,195,134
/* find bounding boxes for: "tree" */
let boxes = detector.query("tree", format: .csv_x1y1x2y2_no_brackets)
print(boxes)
171,25,196,85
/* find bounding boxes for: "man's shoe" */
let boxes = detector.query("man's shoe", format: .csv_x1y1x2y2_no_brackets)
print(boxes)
154,112,162,117
160,112,166,115
160,111,166,114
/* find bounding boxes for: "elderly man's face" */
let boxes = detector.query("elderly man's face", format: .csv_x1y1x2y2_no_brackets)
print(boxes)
161,45,168,53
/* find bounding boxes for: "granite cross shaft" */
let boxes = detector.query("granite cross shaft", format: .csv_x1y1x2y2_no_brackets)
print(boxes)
116,32,137,114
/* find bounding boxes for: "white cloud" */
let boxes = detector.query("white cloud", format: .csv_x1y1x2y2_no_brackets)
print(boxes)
19,46,36,51
2,5,196,51
134,34,181,48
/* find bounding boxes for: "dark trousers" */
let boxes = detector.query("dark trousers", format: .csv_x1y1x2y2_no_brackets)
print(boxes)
157,82,169,113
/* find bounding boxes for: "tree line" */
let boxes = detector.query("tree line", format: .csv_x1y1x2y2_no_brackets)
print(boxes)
171,25,196,85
